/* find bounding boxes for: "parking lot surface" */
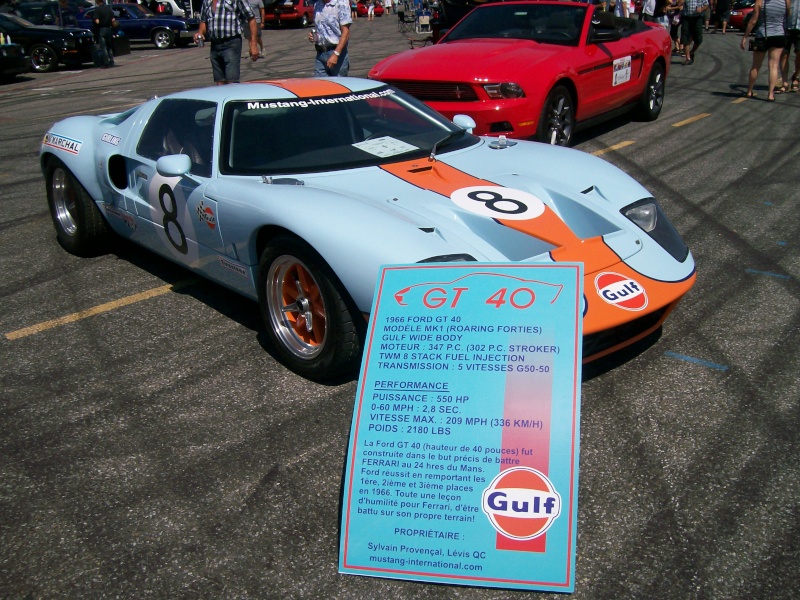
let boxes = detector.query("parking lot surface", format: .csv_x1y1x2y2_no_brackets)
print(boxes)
1,14,799,599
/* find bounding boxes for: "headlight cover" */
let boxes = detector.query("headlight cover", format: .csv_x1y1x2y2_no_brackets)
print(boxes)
622,199,689,262
483,83,525,99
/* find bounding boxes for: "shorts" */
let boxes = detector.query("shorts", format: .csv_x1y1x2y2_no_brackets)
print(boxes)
764,35,785,50
786,29,800,52
210,36,242,83
680,14,703,46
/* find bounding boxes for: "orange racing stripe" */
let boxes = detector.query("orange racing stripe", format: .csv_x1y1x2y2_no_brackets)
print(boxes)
247,79,352,97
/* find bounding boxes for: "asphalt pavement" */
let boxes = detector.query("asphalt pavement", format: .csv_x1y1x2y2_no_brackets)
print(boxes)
1,14,799,599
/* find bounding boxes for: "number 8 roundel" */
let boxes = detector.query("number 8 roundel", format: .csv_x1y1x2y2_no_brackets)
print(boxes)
450,186,546,221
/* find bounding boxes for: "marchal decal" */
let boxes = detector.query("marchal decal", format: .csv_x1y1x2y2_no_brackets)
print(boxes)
481,467,562,540
594,272,648,311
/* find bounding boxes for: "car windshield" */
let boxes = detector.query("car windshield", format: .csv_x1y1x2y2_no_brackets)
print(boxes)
443,3,587,47
121,4,154,17
220,86,479,175
0,14,36,27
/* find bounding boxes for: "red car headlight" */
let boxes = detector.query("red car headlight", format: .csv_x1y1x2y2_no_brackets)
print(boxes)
483,83,525,99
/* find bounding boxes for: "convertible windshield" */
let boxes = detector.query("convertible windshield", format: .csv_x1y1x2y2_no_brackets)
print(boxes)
220,86,478,175
443,3,587,46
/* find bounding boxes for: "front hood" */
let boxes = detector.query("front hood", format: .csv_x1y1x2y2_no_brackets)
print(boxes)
288,140,652,275
370,39,561,82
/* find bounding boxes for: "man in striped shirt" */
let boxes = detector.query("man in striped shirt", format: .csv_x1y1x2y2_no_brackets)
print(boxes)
195,0,260,84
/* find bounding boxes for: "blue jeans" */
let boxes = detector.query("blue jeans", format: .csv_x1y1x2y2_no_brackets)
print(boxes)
98,26,114,66
210,36,242,83
314,47,349,77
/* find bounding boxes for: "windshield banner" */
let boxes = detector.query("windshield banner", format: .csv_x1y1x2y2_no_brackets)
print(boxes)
339,263,583,592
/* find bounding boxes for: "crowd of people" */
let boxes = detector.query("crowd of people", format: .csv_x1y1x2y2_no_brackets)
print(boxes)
3,0,798,100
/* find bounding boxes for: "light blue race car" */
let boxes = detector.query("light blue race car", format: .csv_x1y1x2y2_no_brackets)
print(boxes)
40,77,695,380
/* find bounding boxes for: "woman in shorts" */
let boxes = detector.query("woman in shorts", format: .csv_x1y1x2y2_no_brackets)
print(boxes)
740,0,790,100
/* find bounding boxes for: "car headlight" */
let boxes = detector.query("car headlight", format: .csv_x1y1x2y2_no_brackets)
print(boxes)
622,199,689,262
64,38,77,49
483,83,525,99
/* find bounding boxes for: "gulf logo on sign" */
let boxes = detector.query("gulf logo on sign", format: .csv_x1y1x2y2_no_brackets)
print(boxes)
595,272,648,311
481,467,562,541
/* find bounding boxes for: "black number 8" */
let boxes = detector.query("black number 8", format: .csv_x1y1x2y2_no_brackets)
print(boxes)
467,190,527,215
159,184,188,254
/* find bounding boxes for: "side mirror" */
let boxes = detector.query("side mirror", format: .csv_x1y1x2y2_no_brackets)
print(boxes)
156,153,192,176
453,114,476,134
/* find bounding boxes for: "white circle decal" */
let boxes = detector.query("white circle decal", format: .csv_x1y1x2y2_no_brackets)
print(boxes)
450,186,546,221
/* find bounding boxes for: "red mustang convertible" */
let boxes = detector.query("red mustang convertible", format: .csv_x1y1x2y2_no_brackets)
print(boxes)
370,1,671,146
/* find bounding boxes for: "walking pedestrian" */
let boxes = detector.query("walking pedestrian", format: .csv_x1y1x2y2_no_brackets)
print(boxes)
93,0,116,68
367,0,375,20
310,0,351,75
681,0,710,64
194,0,259,85
667,0,685,52
713,0,730,32
740,0,789,100
244,0,265,57
780,0,800,91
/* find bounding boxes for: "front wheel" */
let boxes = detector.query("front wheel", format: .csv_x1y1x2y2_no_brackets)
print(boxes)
536,85,574,146
152,29,175,49
257,235,363,380
636,62,665,121
30,44,59,73
299,14,309,27
45,157,109,256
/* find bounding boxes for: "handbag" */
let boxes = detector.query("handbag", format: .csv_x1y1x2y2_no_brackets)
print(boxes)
748,37,766,51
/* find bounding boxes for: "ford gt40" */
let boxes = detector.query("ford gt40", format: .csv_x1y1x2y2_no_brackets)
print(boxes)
369,1,672,146
40,78,694,380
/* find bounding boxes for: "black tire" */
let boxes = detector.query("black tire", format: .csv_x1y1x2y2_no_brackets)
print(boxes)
30,44,59,73
299,13,309,27
45,157,110,256
152,29,175,49
636,62,665,121
257,235,363,380
536,85,575,146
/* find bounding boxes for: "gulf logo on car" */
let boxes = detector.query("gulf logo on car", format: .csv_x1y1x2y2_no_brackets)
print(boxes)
481,467,562,540
594,272,648,311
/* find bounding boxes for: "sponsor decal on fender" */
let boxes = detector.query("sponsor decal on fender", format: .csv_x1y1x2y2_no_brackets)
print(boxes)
218,257,249,279
42,133,82,155
101,133,121,146
482,467,562,541
594,271,648,311
196,200,216,229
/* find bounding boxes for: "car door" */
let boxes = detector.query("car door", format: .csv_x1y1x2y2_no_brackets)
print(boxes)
126,98,225,266
113,6,142,40
576,11,644,119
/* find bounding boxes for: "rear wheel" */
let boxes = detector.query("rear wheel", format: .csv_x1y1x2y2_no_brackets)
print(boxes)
30,44,59,73
257,235,363,380
299,13,309,27
45,157,109,256
152,29,175,49
636,62,665,121
536,85,574,146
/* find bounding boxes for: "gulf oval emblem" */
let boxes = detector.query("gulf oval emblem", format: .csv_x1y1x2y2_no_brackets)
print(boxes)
481,467,562,540
595,272,648,311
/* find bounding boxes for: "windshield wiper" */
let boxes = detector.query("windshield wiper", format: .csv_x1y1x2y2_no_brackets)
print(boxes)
429,129,464,162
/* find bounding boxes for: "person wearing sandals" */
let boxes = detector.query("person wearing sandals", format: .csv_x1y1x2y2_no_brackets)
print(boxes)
681,0,710,64
740,0,790,100
780,0,800,92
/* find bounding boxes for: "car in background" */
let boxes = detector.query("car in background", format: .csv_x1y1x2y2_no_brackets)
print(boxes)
0,12,94,72
263,0,314,27
370,2,671,146
39,78,695,380
16,0,93,26
0,36,31,81
77,3,198,49
356,0,383,17
729,0,754,30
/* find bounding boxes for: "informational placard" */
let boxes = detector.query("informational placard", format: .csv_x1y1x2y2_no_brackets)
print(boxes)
339,263,583,592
